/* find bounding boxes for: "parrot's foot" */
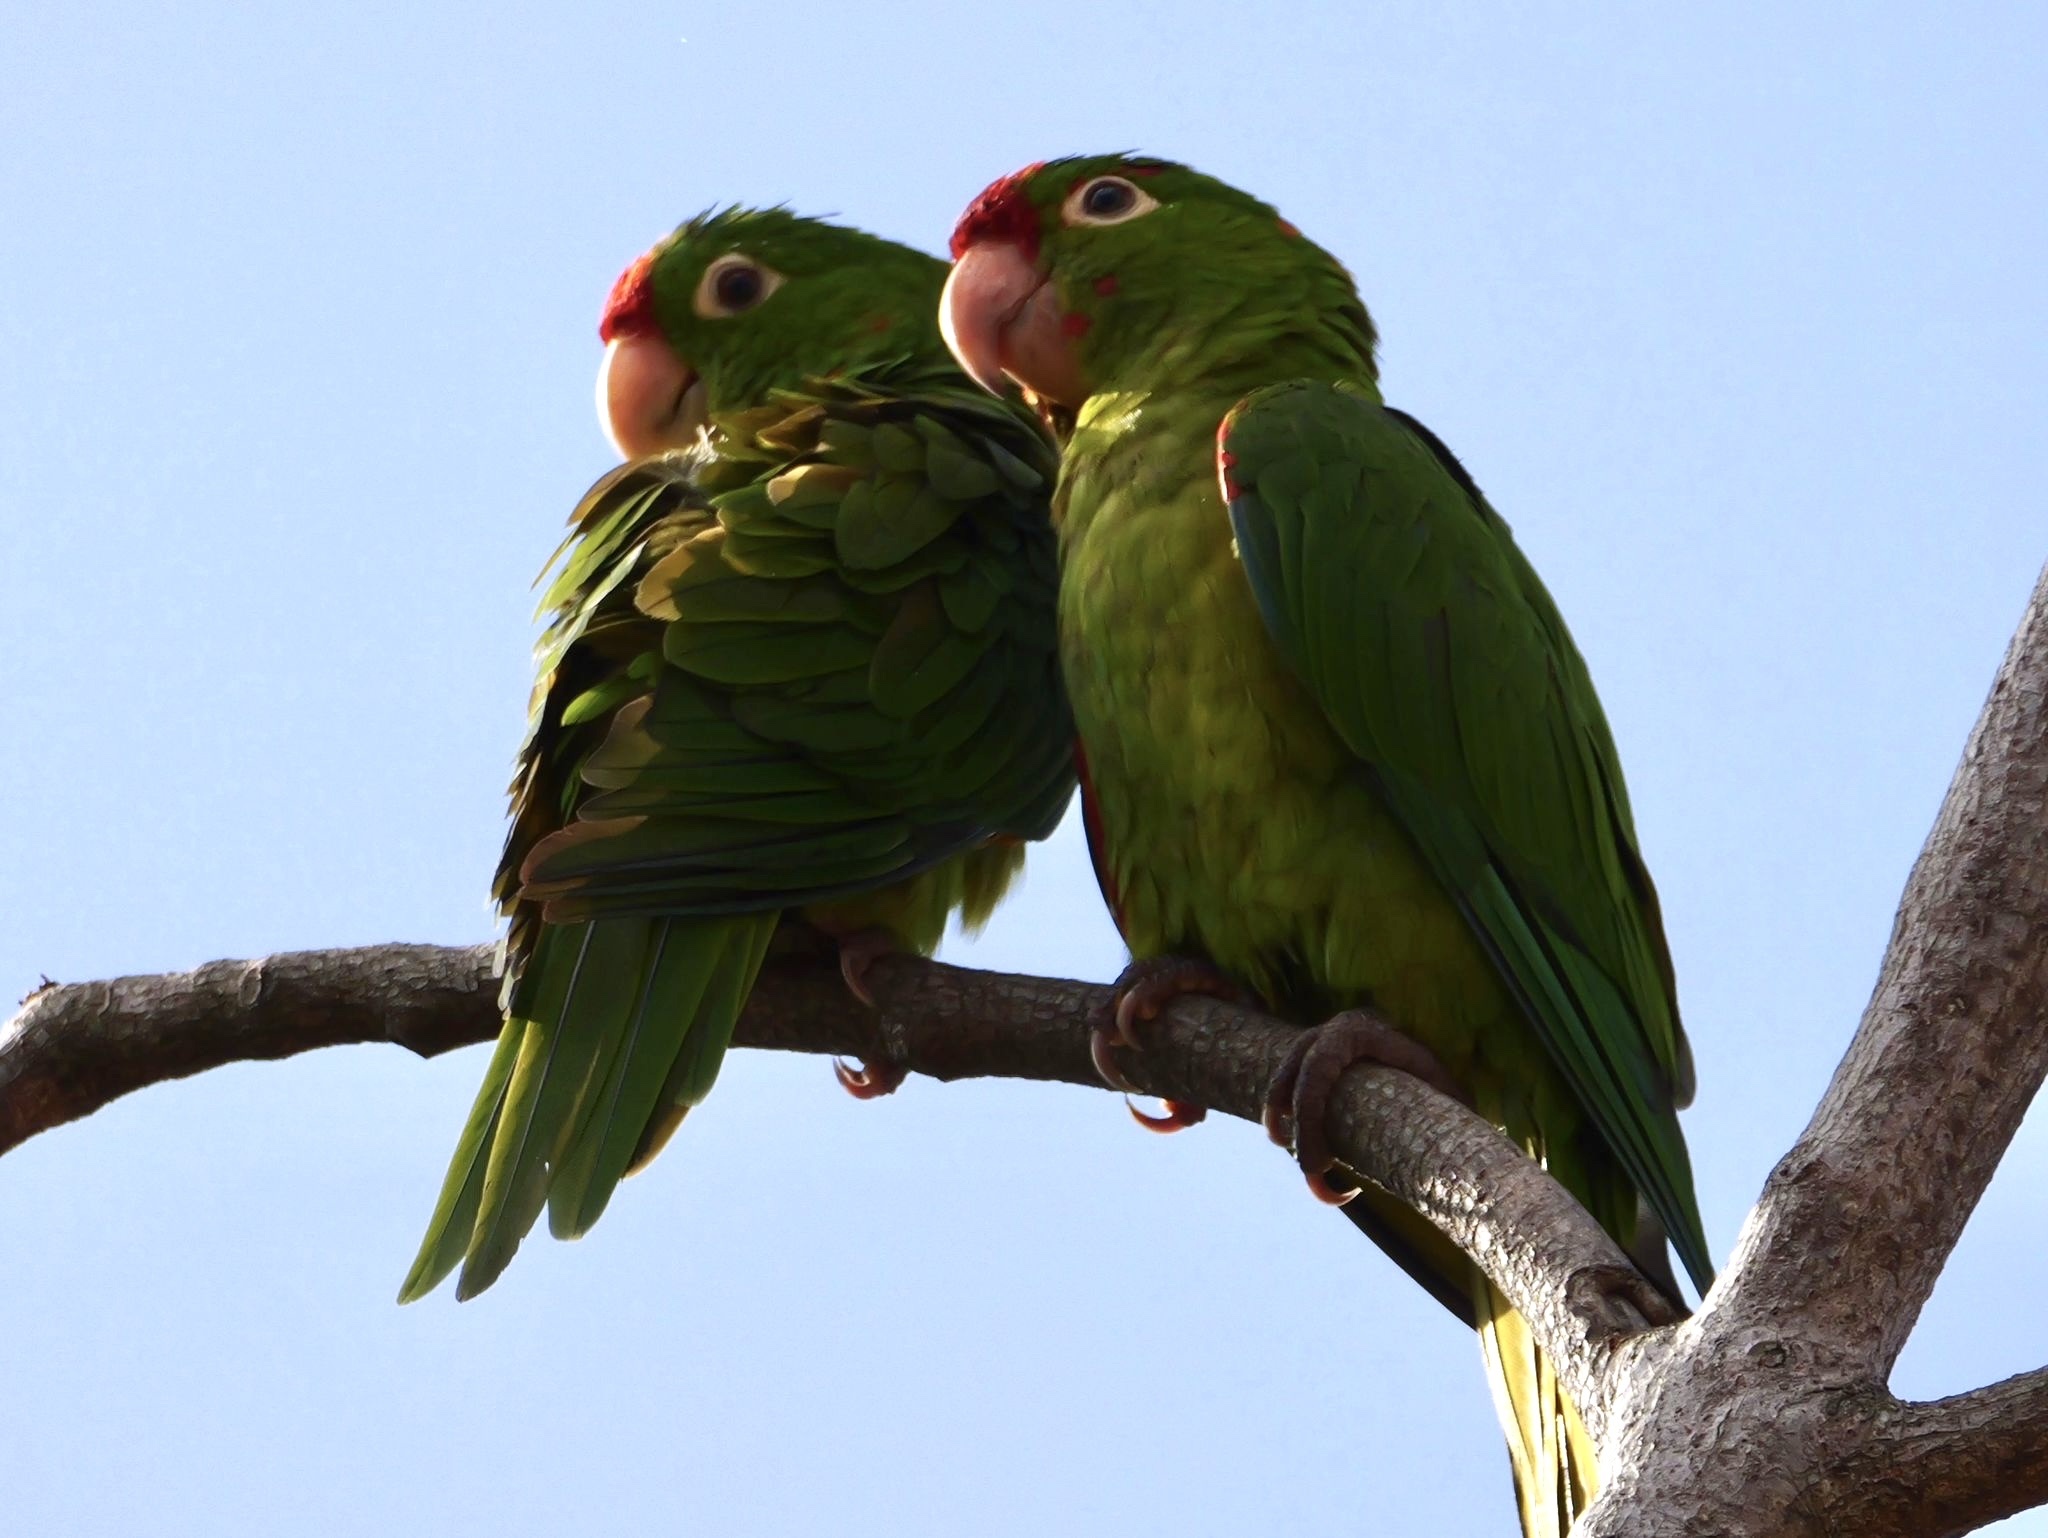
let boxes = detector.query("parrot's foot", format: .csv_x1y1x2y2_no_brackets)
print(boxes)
833,927,902,1008
827,928,908,1101
833,1056,908,1100
1098,954,1245,1051
1090,955,1240,1133
1262,1010,1468,1205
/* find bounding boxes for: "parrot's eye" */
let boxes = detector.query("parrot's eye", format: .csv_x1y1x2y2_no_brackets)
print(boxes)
694,253,785,318
1062,176,1159,227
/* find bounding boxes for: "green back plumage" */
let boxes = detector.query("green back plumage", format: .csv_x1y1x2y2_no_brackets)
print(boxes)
971,155,1709,1536
1220,384,1705,1286
402,210,1071,1302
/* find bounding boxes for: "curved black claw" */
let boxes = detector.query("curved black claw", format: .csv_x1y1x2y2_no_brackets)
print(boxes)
1262,1009,1468,1205
834,1056,908,1101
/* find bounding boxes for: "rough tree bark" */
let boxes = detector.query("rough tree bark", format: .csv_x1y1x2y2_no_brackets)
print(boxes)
5,562,2045,1535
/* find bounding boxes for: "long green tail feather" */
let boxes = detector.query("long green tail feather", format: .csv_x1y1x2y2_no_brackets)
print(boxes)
542,912,773,1239
457,921,646,1296
398,912,777,1301
627,915,774,1171
541,918,698,1238
396,1024,523,1303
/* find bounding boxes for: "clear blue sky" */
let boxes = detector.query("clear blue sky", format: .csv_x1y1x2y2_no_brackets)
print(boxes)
3,3,2043,1533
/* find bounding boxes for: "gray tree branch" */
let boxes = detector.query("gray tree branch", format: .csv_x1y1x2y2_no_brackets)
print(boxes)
0,933,1651,1424
1837,1368,2048,1537
1576,560,2048,1537
1708,560,2048,1378
7,565,2045,1535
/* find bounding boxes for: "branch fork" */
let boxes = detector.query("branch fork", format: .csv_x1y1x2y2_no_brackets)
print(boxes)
5,563,2044,1535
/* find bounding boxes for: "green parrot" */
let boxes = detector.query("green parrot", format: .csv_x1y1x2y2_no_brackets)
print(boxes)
942,156,1710,1536
400,208,1073,1303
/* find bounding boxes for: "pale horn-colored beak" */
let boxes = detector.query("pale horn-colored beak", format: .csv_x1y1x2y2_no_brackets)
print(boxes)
941,242,1050,396
597,333,707,459
942,242,1090,407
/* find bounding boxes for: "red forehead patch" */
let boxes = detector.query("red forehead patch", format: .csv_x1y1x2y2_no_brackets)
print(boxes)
598,251,658,343
949,162,1046,261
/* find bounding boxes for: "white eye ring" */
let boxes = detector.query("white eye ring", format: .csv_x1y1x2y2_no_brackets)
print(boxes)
693,252,786,318
1061,176,1160,227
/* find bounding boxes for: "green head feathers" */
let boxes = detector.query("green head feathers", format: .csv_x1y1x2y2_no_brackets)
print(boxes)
601,207,947,422
946,155,1378,403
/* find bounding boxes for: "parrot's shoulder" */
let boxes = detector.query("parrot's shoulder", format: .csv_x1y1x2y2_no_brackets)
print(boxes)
705,358,1057,504
661,361,1061,606
1221,380,1479,498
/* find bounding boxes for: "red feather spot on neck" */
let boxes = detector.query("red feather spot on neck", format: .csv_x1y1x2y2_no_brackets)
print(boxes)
1073,740,1126,935
599,252,658,343
1061,311,1092,339
1092,273,1119,297
865,312,894,335
950,163,1045,260
1276,218,1300,238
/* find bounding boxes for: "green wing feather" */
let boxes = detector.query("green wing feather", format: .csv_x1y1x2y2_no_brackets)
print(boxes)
1220,380,1711,1292
402,364,1071,1302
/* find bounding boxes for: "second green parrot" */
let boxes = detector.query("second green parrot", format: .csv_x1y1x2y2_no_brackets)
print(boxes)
402,208,1072,1302
943,156,1711,1537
